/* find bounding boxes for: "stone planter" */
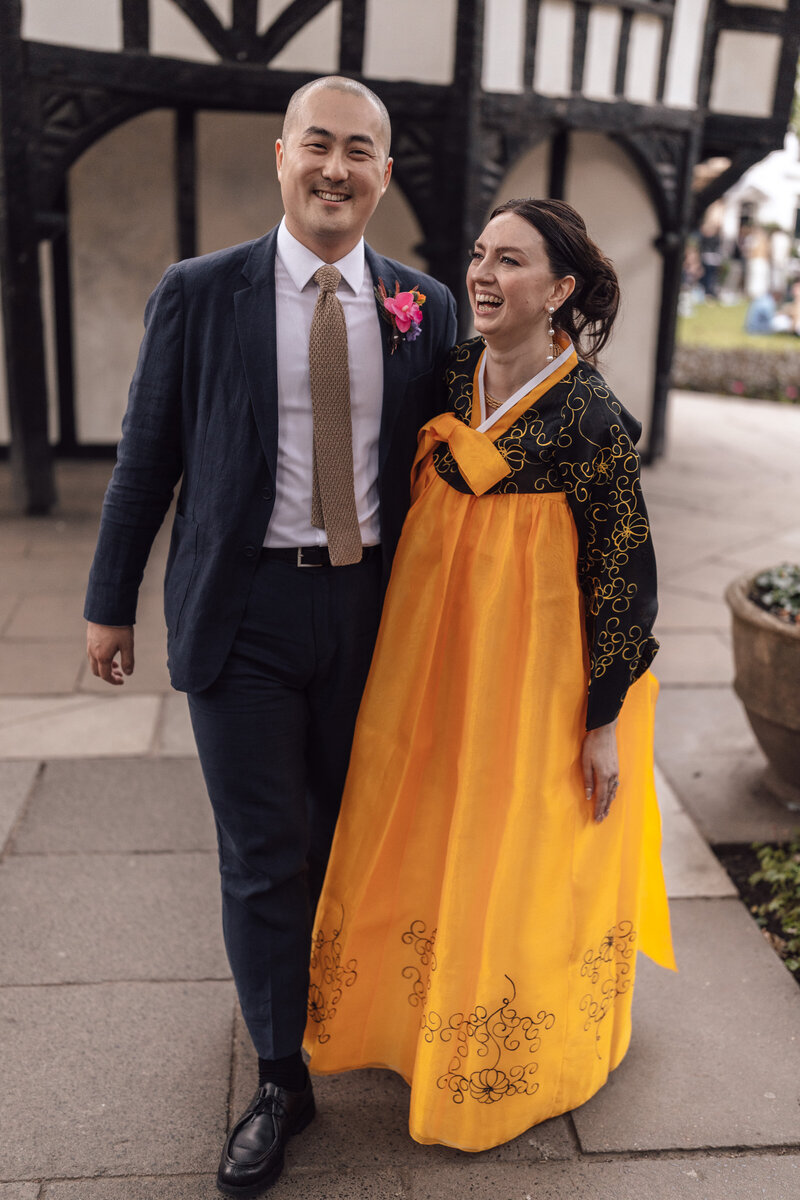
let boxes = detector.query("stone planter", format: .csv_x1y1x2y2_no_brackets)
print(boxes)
725,573,800,810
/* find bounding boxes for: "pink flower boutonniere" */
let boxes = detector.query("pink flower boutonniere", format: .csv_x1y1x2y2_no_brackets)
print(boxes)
375,278,426,354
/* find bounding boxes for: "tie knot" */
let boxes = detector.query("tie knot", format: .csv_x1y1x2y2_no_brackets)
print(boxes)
314,265,341,295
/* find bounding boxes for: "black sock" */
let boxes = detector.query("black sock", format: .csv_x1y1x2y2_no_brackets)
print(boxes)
258,1050,306,1091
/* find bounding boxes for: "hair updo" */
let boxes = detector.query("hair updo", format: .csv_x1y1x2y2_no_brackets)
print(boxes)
489,197,620,364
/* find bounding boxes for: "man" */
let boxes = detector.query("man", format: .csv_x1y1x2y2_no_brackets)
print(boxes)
85,76,456,1195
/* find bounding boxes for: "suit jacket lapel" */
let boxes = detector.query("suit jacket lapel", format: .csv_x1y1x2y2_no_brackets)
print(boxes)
366,245,411,472
234,228,279,487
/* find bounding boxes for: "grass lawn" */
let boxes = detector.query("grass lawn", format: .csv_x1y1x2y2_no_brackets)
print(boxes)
677,300,799,354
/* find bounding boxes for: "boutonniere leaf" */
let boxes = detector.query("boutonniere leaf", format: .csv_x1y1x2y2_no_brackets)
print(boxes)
375,277,426,354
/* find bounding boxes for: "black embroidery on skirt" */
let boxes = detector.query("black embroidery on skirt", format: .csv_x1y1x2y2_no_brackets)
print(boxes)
307,908,357,1044
422,975,556,1105
579,920,636,1058
401,920,437,1008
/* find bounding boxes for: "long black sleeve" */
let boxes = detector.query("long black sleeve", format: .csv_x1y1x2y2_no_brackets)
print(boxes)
555,368,659,730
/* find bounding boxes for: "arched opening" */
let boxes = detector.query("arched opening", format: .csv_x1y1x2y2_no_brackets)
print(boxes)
63,107,425,449
487,130,662,441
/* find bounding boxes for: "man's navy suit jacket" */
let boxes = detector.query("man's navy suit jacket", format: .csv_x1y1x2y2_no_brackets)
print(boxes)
85,226,457,693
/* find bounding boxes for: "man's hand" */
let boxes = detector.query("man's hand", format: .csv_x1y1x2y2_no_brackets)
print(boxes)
86,622,135,685
581,721,619,823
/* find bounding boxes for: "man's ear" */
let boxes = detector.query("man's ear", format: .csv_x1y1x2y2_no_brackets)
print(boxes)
275,139,284,179
381,156,393,195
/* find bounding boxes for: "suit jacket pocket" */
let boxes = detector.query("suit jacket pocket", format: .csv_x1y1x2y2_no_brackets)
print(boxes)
164,511,199,636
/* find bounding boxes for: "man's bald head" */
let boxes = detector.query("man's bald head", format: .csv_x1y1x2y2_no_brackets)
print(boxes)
282,76,391,159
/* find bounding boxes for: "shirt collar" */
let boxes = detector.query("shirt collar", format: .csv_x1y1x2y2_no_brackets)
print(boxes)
276,217,366,295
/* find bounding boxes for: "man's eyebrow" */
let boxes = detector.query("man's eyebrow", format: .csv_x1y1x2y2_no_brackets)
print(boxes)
301,126,377,149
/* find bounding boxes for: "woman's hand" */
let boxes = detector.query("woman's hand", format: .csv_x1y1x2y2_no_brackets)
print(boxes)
581,722,619,823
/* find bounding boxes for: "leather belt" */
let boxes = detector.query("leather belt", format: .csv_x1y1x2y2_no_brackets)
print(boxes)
260,544,381,568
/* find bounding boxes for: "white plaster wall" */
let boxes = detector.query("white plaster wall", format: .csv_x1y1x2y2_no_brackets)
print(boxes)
664,0,710,109
21,0,122,50
565,132,661,441
625,14,661,106
151,0,221,63
583,6,621,103
709,31,781,119
534,0,573,98
489,139,550,215
69,110,177,445
197,112,284,255
364,0,457,84
271,1,340,73
196,110,422,266
482,0,525,94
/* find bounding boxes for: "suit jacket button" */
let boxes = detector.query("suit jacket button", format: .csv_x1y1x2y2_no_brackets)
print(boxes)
261,487,273,501
243,545,257,558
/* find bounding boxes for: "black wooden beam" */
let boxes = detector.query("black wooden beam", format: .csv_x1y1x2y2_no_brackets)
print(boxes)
548,129,569,199
691,147,770,225
523,0,540,92
233,0,259,38
175,108,197,262
122,0,149,52
655,13,673,103
171,0,229,58
483,92,699,136
340,0,367,73
717,4,790,35
27,43,447,118
0,1,55,511
50,186,77,452
258,0,332,64
614,10,634,97
572,3,590,95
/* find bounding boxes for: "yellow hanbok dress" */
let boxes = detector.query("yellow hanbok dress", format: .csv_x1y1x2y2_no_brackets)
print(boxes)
304,337,675,1152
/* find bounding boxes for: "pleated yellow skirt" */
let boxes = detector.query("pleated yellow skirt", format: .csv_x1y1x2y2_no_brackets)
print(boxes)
304,458,675,1152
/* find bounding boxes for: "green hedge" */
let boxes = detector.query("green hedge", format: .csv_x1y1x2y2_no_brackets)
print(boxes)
672,345,800,404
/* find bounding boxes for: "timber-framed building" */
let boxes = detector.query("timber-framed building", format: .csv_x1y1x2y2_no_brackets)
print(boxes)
1,0,799,511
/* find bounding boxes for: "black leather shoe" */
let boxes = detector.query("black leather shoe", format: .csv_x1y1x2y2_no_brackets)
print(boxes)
216,1075,315,1197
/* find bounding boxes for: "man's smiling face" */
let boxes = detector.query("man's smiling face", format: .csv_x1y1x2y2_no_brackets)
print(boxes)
276,85,392,262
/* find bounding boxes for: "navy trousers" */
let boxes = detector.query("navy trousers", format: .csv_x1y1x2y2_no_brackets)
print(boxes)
188,552,382,1058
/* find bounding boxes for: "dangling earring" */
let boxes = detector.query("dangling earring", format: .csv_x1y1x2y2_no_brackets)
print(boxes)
547,306,556,363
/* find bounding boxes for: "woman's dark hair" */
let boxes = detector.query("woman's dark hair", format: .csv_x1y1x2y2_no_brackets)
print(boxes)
489,197,620,364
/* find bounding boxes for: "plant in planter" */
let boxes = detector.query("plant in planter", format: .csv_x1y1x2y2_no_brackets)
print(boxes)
725,563,800,810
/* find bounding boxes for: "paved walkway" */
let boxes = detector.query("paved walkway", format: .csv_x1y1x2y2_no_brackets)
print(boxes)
1,390,799,1199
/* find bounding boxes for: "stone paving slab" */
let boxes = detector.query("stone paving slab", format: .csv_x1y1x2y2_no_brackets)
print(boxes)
0,982,234,1180
0,594,20,632
156,694,199,757
0,1186,40,1200
405,1154,800,1199
4,593,89,640
41,1170,406,1199
13,759,213,854
655,770,737,899
652,631,732,685
0,696,161,759
655,586,729,631
0,642,83,695
0,761,39,853
572,898,800,1151
231,1012,576,1169
0,852,228,984
654,688,799,844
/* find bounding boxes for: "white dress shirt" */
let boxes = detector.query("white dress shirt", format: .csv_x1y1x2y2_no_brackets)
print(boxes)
264,218,384,548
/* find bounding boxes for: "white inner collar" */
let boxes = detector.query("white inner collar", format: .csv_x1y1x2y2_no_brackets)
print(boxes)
276,216,366,295
477,340,574,432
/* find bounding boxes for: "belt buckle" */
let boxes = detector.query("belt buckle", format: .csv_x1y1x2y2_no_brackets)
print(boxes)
297,547,322,568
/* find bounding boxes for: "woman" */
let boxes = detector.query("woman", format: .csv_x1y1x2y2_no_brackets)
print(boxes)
304,198,676,1152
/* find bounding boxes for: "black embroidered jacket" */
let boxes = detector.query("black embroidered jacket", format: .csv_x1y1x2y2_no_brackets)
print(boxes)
436,339,658,730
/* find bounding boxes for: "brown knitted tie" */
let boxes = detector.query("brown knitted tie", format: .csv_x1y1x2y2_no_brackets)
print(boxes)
309,265,362,566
